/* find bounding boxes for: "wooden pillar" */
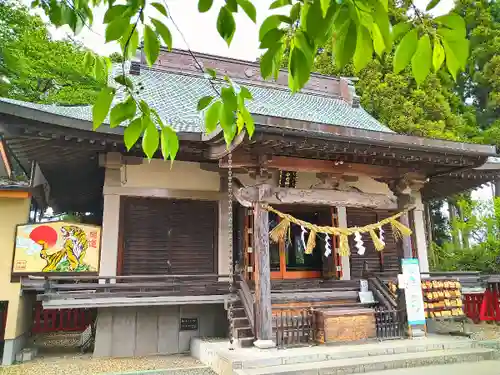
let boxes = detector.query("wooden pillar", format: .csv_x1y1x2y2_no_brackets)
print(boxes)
400,213,413,259
253,186,274,348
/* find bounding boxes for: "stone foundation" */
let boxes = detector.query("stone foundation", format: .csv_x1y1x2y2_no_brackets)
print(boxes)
94,304,227,357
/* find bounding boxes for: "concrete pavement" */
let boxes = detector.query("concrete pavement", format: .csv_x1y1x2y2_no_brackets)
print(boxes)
365,360,500,375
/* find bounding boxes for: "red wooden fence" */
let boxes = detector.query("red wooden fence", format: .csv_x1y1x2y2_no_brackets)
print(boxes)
32,302,95,334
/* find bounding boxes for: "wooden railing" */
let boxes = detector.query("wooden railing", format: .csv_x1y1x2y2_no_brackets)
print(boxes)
238,277,255,331
34,274,231,301
374,306,405,340
368,276,397,310
274,307,315,349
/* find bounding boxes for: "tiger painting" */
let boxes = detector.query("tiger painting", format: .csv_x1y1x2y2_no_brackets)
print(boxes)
40,225,89,272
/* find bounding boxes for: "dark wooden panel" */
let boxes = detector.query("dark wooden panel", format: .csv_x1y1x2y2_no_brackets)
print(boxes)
121,197,218,275
347,208,402,279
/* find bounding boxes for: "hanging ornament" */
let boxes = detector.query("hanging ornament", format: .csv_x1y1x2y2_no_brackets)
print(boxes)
324,234,332,257
301,226,307,250
379,226,385,245
354,231,366,255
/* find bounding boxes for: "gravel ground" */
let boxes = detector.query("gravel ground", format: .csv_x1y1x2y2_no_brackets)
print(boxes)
429,319,500,340
0,353,207,375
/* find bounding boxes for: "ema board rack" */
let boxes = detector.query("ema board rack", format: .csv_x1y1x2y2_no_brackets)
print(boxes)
422,279,464,319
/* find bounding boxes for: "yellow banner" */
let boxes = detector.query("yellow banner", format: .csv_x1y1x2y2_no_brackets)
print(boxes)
12,222,101,274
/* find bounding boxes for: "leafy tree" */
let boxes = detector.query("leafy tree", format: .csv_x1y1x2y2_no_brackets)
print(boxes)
26,0,472,160
431,197,500,273
0,1,103,105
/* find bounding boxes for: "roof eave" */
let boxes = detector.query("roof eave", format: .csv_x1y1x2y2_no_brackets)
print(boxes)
0,101,203,142
253,115,497,158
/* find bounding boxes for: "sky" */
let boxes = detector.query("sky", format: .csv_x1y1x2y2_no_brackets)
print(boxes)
32,0,456,60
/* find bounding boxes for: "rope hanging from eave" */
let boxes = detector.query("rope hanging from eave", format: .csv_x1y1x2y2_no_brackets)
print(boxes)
264,204,415,256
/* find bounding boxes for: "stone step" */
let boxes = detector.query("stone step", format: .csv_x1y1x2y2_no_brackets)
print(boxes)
110,366,216,374
235,347,497,375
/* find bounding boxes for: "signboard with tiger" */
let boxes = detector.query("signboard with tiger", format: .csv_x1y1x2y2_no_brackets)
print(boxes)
12,222,101,274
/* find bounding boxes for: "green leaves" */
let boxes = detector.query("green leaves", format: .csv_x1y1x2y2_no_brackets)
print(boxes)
236,0,257,23
121,26,139,59
142,117,160,159
197,96,214,111
124,117,143,150
435,13,466,38
393,28,418,73
320,0,330,17
353,26,373,72
270,0,291,9
105,17,129,43
433,39,445,72
372,24,385,57
161,126,179,163
426,0,440,11
151,2,168,17
411,34,432,86
92,87,115,130
392,22,411,41
144,25,160,66
334,20,356,69
217,6,236,45
198,0,214,12
151,19,172,50
110,96,137,128
205,101,222,133
259,15,291,40
83,51,94,73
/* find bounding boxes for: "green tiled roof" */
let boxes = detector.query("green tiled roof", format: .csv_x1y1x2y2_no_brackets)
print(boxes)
0,68,393,134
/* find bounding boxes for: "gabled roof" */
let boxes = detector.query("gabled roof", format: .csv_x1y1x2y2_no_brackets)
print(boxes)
0,67,392,134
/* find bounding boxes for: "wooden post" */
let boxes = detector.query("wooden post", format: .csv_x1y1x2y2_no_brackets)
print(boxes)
400,213,413,259
253,185,274,348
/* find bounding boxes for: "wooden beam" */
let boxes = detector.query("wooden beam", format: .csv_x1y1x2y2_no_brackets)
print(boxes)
238,186,397,210
253,191,273,343
220,154,414,179
0,139,12,178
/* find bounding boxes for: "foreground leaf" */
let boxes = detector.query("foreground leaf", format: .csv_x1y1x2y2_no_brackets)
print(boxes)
259,15,291,40
442,39,460,80
435,13,466,38
151,19,173,50
161,126,179,163
198,0,214,12
142,118,159,159
372,23,385,57
334,20,356,69
393,28,418,73
92,87,115,129
411,34,432,86
236,0,257,22
217,6,236,45
144,25,160,66
205,101,222,133
426,0,440,11
110,96,137,127
105,17,128,42
197,96,214,111
432,39,445,72
151,2,168,17
353,26,373,72
124,117,143,150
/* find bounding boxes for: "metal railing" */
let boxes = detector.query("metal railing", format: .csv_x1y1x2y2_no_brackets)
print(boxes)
274,307,315,349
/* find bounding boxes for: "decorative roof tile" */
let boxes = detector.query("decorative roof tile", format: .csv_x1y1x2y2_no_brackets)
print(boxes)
0,68,393,134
